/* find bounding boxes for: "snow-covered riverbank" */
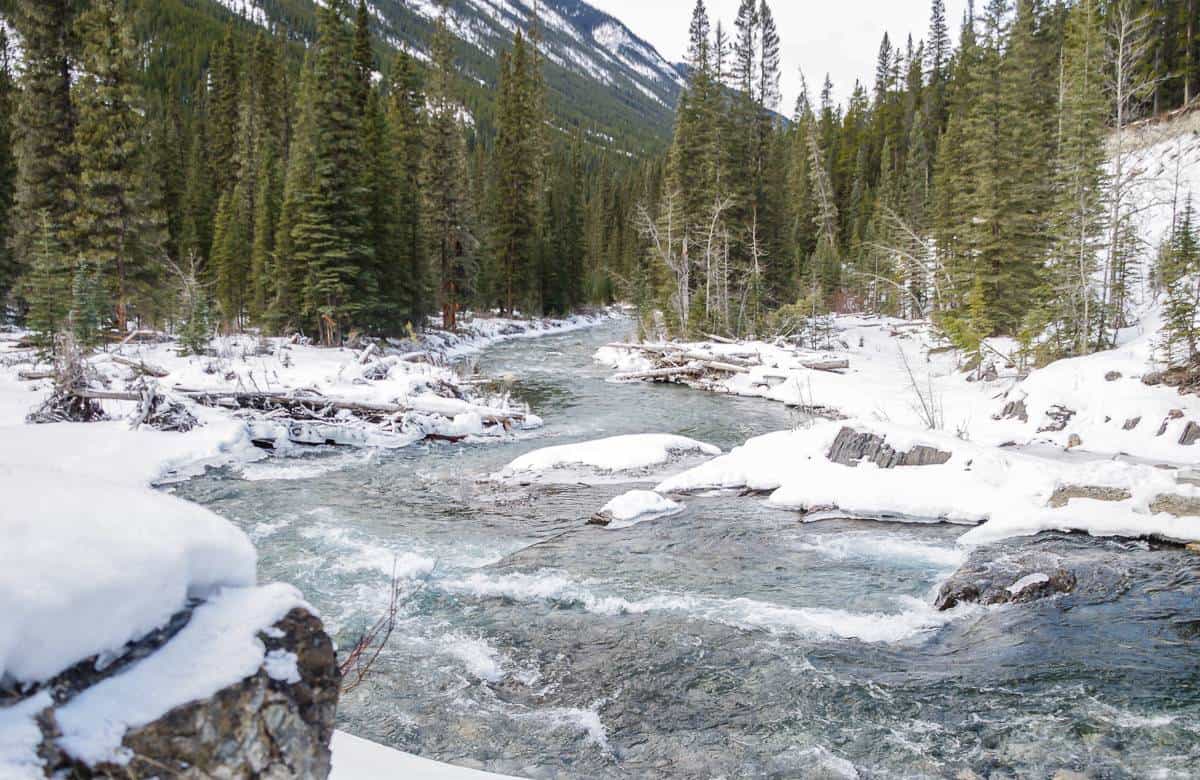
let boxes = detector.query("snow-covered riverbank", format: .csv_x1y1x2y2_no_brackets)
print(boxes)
590,311,1200,546
0,311,619,778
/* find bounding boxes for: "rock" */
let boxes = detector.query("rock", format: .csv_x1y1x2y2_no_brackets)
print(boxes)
1122,416,1141,431
1187,543,1200,554
936,550,1077,611
32,607,339,779
1157,409,1184,436
1142,371,1164,386
1104,371,1122,382
1066,433,1082,449
588,513,612,527
1179,421,1200,446
826,427,952,469
1037,405,1076,433
994,398,1029,423
1047,485,1131,508
1149,494,1200,517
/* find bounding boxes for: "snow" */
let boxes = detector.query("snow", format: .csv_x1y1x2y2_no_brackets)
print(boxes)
1007,573,1051,596
0,692,52,780
655,418,1200,545
599,489,683,527
503,434,720,474
263,648,302,684
0,468,257,684
55,584,307,766
332,730,526,780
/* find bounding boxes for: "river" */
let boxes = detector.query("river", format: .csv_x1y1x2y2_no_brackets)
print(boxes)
173,321,1200,779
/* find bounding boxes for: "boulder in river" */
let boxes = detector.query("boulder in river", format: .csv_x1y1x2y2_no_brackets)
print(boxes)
936,550,1077,611
827,427,952,468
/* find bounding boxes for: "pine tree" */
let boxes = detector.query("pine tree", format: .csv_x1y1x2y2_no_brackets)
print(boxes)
292,0,374,344
1045,0,1108,356
73,0,165,331
70,259,106,349
24,211,70,353
423,0,474,331
0,28,16,308
494,32,540,315
1159,195,1200,364
273,52,318,333
9,0,76,310
386,50,427,329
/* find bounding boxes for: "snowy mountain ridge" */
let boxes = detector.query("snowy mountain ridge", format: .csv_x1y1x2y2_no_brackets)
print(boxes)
213,0,685,143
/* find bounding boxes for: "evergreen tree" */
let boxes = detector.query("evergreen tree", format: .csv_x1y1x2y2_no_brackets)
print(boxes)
0,28,16,308
23,211,70,353
9,0,76,311
73,0,166,331
292,0,374,344
1044,0,1108,355
1159,195,1200,364
423,0,474,331
494,32,540,315
386,50,427,329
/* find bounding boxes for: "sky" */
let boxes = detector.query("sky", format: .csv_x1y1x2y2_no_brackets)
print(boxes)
587,0,971,112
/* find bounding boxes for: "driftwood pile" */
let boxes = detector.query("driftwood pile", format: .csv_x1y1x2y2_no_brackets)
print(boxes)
607,342,849,390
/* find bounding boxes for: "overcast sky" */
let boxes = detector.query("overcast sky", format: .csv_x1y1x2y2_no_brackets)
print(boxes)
587,0,971,111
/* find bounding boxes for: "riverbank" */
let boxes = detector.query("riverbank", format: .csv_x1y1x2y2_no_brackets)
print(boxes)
592,310,1200,546
0,311,618,778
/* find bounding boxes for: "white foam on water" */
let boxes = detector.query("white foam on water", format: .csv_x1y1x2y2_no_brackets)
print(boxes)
514,706,610,751
240,452,369,482
299,526,437,580
441,634,506,683
443,570,958,643
792,532,967,570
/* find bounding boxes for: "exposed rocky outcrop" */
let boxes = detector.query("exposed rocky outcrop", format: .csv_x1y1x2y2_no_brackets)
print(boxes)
826,427,952,468
1149,493,1200,518
1180,421,1200,446
16,607,338,779
1047,485,1132,508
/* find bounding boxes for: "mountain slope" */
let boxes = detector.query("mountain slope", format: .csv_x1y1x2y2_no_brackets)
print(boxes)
212,0,685,152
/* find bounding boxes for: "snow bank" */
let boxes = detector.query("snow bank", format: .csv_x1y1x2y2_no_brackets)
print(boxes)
0,468,257,685
55,583,307,766
504,434,720,474
658,419,1200,545
332,730,526,780
599,489,683,527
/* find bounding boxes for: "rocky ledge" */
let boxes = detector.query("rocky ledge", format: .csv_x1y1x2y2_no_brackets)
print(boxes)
8,605,339,779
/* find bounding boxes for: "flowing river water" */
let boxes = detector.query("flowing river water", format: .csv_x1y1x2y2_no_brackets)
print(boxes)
173,321,1200,779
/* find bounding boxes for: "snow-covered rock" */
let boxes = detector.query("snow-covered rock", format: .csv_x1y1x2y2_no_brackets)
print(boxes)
593,490,683,528
503,434,720,476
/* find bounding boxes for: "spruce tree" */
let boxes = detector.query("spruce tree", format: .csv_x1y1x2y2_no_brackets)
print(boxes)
423,0,473,331
292,0,374,344
386,50,427,329
1045,0,1108,356
9,0,76,310
0,28,16,308
73,0,164,331
1160,195,1200,364
24,211,70,353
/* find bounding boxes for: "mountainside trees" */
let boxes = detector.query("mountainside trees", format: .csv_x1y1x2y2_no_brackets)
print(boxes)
638,0,1200,367
1,0,646,345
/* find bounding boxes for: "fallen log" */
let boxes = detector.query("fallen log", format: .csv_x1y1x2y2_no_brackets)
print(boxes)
799,359,849,372
112,355,170,378
612,366,704,382
17,370,55,381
